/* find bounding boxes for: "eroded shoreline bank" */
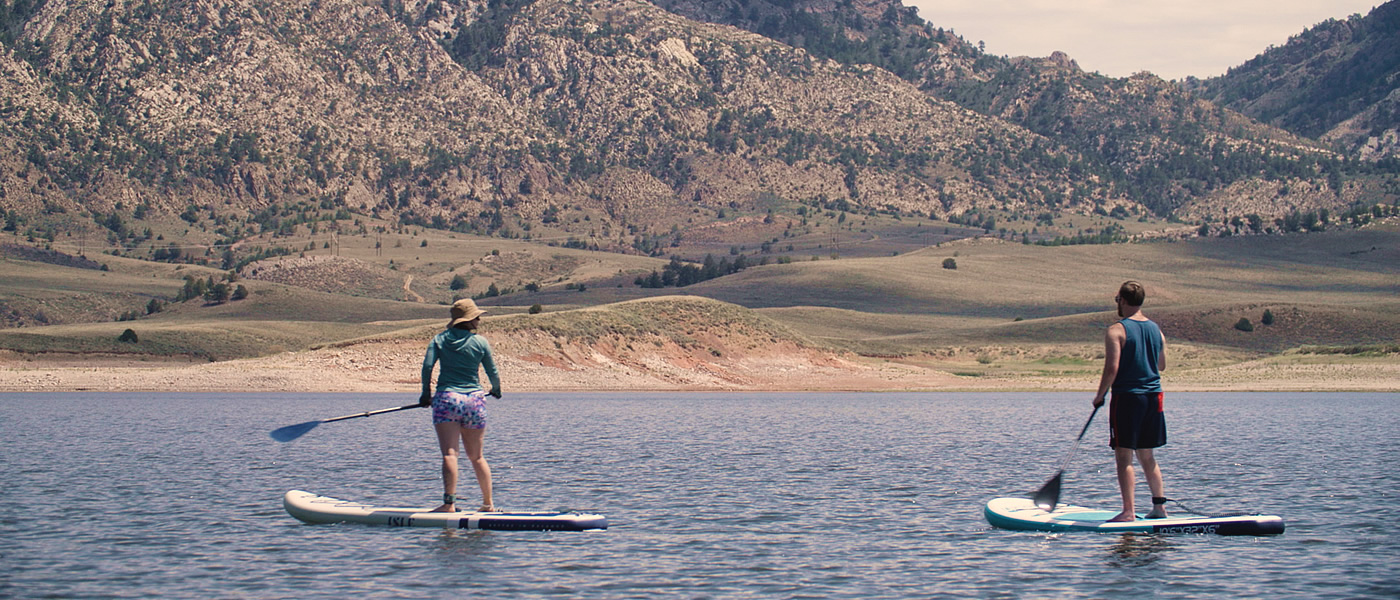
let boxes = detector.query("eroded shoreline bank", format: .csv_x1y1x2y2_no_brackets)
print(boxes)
3,342,1395,393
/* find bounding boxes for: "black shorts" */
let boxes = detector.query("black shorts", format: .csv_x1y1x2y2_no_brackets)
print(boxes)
1109,391,1166,449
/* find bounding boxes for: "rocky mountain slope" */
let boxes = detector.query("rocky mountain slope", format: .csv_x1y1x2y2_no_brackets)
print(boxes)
651,0,1394,217
1,0,1125,248
1185,0,1400,161
0,0,1394,261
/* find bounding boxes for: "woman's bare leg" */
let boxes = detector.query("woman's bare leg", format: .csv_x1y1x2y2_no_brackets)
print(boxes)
431,422,462,512
462,427,494,511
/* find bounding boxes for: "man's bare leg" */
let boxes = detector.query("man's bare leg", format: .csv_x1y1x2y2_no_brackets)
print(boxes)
1108,447,1137,522
1138,448,1167,519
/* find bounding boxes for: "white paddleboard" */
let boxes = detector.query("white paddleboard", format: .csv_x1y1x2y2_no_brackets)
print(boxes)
284,490,608,531
985,497,1284,536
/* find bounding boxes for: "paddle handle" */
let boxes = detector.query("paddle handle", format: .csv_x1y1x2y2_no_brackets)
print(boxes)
322,404,422,424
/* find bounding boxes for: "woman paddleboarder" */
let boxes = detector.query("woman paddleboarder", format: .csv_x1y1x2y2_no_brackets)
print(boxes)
421,298,502,513
1092,281,1168,522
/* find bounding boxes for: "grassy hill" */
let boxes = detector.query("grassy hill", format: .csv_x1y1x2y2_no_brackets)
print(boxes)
1,220,1396,370
0,249,445,360
691,225,1396,307
715,225,1400,356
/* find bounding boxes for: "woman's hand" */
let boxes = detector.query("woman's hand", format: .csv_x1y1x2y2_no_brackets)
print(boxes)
489,387,502,399
418,392,432,407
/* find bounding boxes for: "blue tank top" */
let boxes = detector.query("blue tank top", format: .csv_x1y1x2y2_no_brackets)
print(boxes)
1113,318,1163,394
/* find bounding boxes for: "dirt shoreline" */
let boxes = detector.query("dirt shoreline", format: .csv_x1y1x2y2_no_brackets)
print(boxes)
2,343,1396,393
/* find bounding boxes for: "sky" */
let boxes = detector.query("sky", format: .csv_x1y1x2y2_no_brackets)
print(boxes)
904,0,1383,80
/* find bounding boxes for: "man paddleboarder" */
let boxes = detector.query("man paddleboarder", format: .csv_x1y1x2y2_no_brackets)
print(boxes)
1092,281,1169,522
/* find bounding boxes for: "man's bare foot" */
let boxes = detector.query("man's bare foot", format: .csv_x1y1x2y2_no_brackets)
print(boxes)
478,504,500,513
1144,508,1168,519
430,503,457,513
1106,512,1136,523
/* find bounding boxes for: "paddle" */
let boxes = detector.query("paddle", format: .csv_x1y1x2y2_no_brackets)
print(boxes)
1031,404,1100,510
270,403,423,442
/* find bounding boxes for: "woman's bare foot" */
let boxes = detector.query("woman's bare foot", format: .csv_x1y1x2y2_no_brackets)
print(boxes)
1145,507,1168,519
430,503,457,513
478,504,500,512
1106,512,1136,523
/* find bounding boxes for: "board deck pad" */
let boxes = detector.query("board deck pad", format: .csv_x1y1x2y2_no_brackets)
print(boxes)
284,490,607,531
984,497,1284,536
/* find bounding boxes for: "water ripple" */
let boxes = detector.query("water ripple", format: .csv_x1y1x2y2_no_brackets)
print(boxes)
1,391,1397,598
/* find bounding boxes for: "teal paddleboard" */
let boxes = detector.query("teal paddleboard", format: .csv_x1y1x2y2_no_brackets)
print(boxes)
985,497,1284,536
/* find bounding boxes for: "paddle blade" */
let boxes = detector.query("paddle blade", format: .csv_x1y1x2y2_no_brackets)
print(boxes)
1031,471,1062,511
270,420,321,442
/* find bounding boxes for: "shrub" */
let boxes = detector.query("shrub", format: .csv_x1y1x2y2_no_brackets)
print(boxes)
1261,309,1274,325
529,304,543,314
450,274,469,290
943,258,957,269
118,329,139,343
1234,318,1254,332
205,283,231,304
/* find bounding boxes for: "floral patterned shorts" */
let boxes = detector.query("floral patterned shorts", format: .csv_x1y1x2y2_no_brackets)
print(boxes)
431,389,488,429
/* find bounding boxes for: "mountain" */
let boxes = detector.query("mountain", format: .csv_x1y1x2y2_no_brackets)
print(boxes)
650,0,1396,219
1185,0,1400,161
0,0,1394,262
0,0,1125,252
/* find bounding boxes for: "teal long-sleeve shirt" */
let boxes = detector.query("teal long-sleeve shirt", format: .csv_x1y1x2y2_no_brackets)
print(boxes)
422,329,500,397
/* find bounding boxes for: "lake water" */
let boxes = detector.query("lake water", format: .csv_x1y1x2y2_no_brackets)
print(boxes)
1,392,1396,599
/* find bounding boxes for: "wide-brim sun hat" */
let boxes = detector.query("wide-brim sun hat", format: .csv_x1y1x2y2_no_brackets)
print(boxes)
448,298,487,328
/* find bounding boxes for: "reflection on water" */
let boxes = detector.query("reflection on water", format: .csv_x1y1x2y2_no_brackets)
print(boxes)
430,528,496,556
1104,533,1176,568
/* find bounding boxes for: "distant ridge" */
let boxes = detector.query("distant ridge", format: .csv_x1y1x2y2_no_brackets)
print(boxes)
1186,0,1400,160
651,0,1381,217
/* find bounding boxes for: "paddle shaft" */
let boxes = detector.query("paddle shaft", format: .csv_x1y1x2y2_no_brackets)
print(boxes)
1054,403,1100,472
270,403,425,442
322,404,423,423
1030,404,1101,509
